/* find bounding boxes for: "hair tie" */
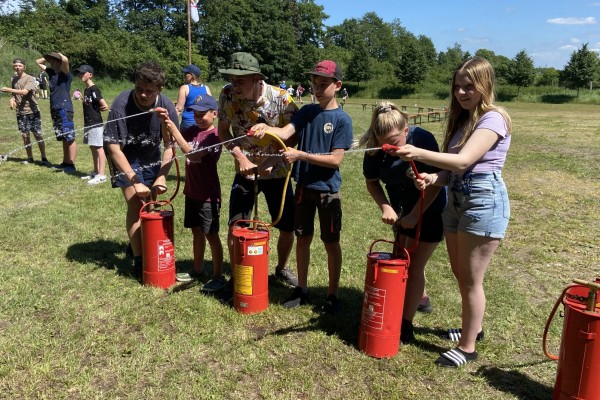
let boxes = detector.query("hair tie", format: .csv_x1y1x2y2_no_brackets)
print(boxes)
379,105,392,113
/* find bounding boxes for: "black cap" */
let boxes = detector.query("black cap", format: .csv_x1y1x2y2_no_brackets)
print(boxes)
74,64,94,74
12,58,25,65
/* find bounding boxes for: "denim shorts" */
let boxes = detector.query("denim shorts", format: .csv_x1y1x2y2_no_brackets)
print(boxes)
110,157,161,188
443,171,510,239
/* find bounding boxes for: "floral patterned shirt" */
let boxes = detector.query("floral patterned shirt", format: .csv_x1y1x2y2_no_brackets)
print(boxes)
218,82,298,179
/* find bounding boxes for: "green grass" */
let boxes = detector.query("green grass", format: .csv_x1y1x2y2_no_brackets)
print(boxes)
0,91,599,399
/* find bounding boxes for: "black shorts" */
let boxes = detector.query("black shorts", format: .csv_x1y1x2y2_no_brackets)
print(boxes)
228,174,295,232
16,112,42,135
394,209,444,243
184,197,220,234
50,108,75,142
294,185,342,243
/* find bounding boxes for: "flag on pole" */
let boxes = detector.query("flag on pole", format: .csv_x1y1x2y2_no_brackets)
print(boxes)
190,0,199,23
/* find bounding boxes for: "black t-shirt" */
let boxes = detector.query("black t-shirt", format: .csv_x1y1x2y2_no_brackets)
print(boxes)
82,85,104,130
363,126,447,217
104,90,178,162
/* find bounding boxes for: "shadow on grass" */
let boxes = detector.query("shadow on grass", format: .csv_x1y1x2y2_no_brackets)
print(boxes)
256,285,366,348
540,94,576,104
66,239,136,279
475,365,554,400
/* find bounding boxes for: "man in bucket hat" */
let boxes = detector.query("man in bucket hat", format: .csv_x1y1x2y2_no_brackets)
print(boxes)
217,52,299,292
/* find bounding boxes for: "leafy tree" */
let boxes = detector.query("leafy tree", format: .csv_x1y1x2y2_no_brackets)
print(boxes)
562,43,599,96
346,44,371,87
507,50,535,96
396,37,427,84
535,67,560,87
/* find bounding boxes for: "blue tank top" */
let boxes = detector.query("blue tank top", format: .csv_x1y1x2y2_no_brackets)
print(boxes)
181,84,208,130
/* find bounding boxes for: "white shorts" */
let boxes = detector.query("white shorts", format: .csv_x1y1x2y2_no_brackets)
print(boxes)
84,126,104,147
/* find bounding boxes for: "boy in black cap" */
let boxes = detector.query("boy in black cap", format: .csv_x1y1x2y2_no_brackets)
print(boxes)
74,64,109,184
250,60,353,314
1,58,50,165
217,52,299,289
156,95,226,292
36,51,76,173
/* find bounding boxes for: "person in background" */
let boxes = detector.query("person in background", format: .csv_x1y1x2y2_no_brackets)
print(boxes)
393,57,512,367
104,61,179,280
250,60,353,314
38,70,49,99
74,64,109,185
36,51,76,173
296,84,304,103
359,101,446,343
217,52,299,291
156,95,226,292
175,64,211,131
1,58,50,166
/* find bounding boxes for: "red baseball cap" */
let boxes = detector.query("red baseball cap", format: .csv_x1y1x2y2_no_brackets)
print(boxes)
306,60,342,81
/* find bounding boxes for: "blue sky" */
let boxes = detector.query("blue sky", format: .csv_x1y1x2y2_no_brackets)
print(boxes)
315,0,600,69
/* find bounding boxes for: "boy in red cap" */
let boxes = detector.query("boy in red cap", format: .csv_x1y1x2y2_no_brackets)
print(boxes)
250,60,353,314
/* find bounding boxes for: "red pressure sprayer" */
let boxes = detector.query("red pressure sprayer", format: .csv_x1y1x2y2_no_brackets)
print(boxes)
543,277,600,400
139,138,181,289
358,144,424,358
230,131,291,314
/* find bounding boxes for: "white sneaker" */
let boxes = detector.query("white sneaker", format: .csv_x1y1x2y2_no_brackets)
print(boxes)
81,172,96,180
88,175,106,185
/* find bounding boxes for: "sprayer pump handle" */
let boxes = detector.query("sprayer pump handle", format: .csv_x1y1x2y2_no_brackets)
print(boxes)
573,278,600,290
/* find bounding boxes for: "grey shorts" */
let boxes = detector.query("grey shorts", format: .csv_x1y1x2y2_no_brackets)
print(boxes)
84,126,104,147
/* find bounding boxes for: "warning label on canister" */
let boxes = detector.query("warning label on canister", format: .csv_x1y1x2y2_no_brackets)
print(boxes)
247,245,263,256
157,239,174,271
361,285,386,330
235,264,253,295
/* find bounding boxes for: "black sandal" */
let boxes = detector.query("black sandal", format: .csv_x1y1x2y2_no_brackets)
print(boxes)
435,347,478,368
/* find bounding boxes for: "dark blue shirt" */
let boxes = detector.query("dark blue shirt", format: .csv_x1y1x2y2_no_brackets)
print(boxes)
46,68,73,112
291,105,353,192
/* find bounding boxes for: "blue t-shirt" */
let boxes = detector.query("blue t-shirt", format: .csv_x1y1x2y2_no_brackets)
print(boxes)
181,84,209,129
291,105,353,192
363,126,446,216
46,68,73,112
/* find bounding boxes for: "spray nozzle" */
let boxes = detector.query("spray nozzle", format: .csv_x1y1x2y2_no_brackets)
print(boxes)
381,144,400,152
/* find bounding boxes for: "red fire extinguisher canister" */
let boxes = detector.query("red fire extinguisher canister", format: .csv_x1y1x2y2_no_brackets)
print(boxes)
543,278,600,400
358,240,410,358
139,201,176,289
232,220,270,314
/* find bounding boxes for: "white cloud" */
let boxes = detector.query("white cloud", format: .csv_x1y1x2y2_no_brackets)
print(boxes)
457,27,467,32
559,45,578,50
570,38,581,44
547,17,597,25
462,37,490,44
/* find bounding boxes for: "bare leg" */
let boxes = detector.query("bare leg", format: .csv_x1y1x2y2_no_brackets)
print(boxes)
295,235,312,289
276,230,294,269
22,134,33,159
323,241,342,296
121,186,143,257
402,239,439,321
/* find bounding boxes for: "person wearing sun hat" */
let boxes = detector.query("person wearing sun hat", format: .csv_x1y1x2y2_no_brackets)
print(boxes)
248,60,353,314
1,58,50,165
36,51,77,173
217,51,299,292
175,64,212,131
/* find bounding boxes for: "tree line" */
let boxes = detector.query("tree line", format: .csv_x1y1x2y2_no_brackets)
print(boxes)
1,0,598,95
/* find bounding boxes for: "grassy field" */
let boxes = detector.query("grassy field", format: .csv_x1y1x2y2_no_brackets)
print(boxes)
0,90,599,399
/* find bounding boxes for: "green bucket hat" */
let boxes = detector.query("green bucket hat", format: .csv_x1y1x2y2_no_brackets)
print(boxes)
218,52,266,79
